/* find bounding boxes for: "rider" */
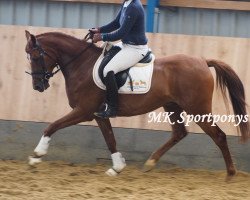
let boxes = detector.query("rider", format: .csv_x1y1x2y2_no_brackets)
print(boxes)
92,0,149,119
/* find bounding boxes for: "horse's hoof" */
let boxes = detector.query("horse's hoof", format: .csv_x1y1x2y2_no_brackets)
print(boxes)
228,168,237,176
225,170,237,182
143,159,156,172
105,168,118,176
28,156,42,166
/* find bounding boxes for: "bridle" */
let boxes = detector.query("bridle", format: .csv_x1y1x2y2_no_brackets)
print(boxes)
25,42,61,81
25,31,94,83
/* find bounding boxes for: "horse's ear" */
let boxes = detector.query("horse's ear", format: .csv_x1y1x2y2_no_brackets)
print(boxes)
25,30,31,41
25,30,37,46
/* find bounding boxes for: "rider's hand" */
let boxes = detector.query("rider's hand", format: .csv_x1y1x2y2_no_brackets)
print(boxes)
93,33,102,43
89,28,100,34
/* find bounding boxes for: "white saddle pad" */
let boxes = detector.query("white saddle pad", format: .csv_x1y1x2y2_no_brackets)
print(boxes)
93,54,155,94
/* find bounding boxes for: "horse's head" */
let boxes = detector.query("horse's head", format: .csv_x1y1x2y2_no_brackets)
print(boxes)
25,30,59,92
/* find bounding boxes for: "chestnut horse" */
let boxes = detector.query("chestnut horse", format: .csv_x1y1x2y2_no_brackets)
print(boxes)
25,30,249,177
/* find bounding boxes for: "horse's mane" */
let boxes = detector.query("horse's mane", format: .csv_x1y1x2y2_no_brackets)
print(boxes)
37,32,82,42
36,32,102,52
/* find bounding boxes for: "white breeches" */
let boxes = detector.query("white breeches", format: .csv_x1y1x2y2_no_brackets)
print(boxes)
103,42,149,77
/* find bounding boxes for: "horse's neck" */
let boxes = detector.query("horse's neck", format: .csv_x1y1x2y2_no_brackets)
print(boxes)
39,34,102,78
57,43,102,79
57,43,102,106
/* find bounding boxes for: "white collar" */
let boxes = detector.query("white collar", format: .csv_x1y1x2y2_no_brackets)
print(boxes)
124,0,132,7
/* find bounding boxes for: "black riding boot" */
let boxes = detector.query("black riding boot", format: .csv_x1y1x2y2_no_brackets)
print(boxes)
94,71,118,118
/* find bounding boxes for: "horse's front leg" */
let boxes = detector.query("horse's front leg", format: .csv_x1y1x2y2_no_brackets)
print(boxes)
28,107,86,165
95,118,126,176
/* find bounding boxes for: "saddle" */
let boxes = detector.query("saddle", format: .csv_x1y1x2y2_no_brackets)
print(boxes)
98,46,152,91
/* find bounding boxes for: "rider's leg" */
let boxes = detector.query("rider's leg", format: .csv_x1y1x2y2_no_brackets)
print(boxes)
103,44,148,76
95,44,148,118
94,71,118,118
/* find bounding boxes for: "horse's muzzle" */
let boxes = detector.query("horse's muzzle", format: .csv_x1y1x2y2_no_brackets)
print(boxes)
33,81,50,92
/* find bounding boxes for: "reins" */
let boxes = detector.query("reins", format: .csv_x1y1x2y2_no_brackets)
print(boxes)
62,42,93,69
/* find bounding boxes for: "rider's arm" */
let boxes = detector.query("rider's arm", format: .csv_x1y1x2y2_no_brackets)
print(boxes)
101,6,138,42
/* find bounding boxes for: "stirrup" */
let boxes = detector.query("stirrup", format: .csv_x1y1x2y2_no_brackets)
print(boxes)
94,103,117,119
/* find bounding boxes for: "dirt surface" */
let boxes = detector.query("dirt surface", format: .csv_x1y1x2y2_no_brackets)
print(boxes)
0,160,249,200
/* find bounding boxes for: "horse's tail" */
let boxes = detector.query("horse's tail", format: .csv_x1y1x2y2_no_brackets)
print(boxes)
206,59,249,142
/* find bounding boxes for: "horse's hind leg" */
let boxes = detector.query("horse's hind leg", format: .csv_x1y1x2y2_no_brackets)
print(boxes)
196,120,236,176
144,103,188,171
95,118,126,176
185,96,236,176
